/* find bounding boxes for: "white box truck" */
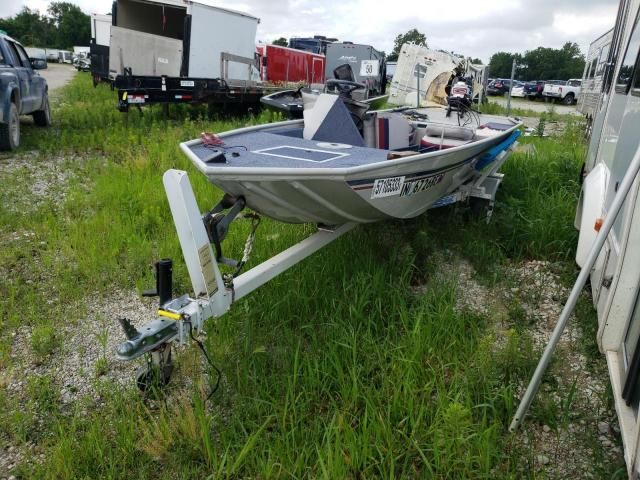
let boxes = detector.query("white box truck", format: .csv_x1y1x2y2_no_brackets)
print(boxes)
110,0,274,111
90,13,112,85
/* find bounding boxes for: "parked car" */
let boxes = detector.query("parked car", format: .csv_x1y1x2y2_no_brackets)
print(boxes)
510,81,526,97
542,79,581,104
487,78,511,95
524,80,545,100
0,32,51,150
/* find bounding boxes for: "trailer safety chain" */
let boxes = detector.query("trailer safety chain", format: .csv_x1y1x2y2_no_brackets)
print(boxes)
222,212,261,292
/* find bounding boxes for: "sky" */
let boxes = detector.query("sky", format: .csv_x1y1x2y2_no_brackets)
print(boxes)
1,0,619,62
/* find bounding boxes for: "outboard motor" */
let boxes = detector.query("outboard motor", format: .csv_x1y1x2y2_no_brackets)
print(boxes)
446,77,473,118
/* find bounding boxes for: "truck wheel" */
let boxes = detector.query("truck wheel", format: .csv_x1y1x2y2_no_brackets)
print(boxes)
33,93,52,127
0,103,19,151
562,93,575,105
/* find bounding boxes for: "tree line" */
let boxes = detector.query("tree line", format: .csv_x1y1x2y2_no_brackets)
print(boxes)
489,43,585,81
0,3,91,49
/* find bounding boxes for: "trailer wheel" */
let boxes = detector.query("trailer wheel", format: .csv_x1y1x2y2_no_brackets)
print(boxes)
0,103,20,151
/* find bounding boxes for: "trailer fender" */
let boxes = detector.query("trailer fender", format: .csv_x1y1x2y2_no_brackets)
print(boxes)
575,162,609,267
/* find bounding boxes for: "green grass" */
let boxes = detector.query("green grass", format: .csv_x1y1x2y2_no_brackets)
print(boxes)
0,73,623,478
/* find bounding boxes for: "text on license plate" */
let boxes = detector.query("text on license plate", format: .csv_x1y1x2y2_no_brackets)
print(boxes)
371,176,405,199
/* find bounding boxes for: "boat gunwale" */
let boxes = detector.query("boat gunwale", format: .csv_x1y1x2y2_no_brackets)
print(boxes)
180,112,522,179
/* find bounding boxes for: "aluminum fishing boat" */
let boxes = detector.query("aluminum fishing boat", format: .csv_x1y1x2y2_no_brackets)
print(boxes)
180,93,521,224
117,91,521,384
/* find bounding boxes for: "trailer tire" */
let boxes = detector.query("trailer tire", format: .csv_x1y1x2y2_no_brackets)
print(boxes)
0,103,20,151
33,93,52,127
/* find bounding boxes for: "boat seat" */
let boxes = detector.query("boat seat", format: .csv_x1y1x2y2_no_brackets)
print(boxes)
303,93,365,147
420,124,475,150
375,112,416,150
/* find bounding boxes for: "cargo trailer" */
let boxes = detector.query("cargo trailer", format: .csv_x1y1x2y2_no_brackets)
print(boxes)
324,42,387,96
288,35,337,55
256,44,324,85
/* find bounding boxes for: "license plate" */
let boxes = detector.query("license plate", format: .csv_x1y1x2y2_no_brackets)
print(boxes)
127,95,145,104
371,176,405,199
180,80,195,87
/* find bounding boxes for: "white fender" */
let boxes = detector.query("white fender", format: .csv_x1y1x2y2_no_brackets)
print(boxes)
576,162,609,267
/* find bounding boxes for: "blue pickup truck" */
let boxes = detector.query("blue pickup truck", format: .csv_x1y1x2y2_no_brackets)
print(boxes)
0,31,50,150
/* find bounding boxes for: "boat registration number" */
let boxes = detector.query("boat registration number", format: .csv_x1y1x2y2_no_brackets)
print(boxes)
371,176,405,199
399,173,444,197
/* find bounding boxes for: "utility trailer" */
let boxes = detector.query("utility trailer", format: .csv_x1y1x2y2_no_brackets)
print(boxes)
110,0,275,112
90,13,112,86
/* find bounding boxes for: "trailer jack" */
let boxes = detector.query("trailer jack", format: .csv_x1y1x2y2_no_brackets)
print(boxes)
115,169,355,392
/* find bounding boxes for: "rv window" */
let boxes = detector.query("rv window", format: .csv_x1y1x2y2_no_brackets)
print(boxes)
589,58,597,79
616,15,640,93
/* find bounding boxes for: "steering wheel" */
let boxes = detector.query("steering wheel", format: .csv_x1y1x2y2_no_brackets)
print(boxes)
325,79,367,97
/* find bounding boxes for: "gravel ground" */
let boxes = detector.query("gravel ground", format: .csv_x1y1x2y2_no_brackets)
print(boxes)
0,152,82,214
490,96,581,116
431,254,622,478
508,261,622,477
38,63,77,93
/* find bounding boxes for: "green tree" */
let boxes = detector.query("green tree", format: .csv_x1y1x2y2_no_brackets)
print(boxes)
519,43,585,80
272,37,287,47
388,28,427,61
0,7,55,47
47,2,90,48
488,51,522,79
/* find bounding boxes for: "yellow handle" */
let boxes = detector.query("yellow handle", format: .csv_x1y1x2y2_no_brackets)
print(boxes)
157,309,181,321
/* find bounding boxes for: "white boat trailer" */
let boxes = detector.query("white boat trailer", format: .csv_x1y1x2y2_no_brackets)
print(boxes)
116,141,518,388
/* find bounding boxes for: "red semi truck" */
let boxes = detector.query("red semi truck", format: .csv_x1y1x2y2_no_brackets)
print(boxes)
256,44,325,85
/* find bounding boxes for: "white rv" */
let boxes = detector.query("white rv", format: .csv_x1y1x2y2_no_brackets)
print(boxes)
388,43,486,107
577,29,614,120
575,0,640,475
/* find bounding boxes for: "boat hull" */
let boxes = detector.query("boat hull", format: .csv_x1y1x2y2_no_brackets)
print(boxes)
181,112,520,224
